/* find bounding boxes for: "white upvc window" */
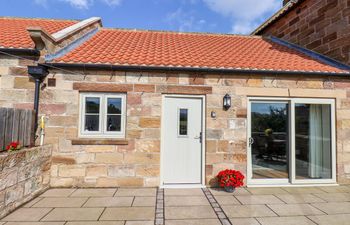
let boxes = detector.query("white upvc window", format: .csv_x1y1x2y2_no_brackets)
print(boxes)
79,93,126,138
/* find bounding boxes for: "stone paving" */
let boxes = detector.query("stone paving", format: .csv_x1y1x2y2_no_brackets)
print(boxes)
2,186,350,224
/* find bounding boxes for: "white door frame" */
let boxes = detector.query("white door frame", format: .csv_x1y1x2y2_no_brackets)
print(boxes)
247,97,337,186
160,94,206,188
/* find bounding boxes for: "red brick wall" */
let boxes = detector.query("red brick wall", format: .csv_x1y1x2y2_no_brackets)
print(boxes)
259,0,350,65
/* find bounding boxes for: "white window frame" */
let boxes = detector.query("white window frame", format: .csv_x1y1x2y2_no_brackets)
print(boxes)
79,93,126,138
247,97,336,186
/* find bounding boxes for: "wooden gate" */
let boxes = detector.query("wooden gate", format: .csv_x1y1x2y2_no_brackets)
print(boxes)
0,108,35,151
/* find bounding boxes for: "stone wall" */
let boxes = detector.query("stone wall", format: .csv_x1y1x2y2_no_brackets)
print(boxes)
1,54,350,187
0,145,52,218
258,0,350,65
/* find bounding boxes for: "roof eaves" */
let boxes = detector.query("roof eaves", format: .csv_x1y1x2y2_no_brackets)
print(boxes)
268,36,350,72
46,62,350,77
0,47,40,56
251,0,303,35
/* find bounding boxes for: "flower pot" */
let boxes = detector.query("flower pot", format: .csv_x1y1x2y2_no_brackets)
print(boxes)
224,186,235,193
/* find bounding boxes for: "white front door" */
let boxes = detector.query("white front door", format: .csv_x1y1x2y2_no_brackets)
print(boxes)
162,96,203,185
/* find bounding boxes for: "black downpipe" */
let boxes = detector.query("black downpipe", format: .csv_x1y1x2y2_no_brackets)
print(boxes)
27,66,48,141
33,78,41,138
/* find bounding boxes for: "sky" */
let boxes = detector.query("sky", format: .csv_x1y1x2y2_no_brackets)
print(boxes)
0,0,283,34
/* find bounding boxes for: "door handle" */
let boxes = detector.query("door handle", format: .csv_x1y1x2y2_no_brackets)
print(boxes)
249,137,254,147
194,132,202,143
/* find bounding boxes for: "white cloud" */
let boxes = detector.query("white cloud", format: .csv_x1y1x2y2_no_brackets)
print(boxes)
34,0,122,9
203,0,281,34
101,0,122,6
166,8,207,32
60,0,92,9
34,0,48,7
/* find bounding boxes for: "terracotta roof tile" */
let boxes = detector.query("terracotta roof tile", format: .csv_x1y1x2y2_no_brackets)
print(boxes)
0,17,77,49
55,28,348,74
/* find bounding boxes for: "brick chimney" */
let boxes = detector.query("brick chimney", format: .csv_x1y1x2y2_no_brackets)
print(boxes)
283,0,290,5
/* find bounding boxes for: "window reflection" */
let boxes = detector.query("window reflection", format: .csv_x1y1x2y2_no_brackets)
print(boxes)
251,103,289,179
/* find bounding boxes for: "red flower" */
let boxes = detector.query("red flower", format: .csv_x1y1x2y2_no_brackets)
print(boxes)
217,169,245,188
5,141,21,152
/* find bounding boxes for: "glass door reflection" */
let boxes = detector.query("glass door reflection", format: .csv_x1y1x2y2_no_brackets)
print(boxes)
251,102,289,179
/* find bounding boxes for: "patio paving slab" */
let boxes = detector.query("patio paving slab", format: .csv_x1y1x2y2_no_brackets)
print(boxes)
165,206,216,219
165,196,210,206
124,221,154,225
132,197,156,206
40,189,76,197
42,208,104,221
257,216,316,225
209,188,251,196
282,187,326,194
66,222,124,225
236,195,284,205
318,185,350,193
267,204,325,216
214,195,241,205
83,197,133,207
32,197,88,208
247,187,289,195
100,207,155,220
313,192,350,202
164,188,204,196
311,202,350,214
222,205,276,218
23,197,44,207
5,223,65,225
1,208,53,222
165,219,221,225
71,188,117,197
274,194,325,204
228,218,260,225
308,214,350,225
115,188,156,197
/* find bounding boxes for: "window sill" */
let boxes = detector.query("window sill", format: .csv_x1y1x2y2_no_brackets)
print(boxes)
71,139,129,145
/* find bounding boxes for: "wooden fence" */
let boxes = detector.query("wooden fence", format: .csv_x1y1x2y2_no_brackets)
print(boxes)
0,108,35,151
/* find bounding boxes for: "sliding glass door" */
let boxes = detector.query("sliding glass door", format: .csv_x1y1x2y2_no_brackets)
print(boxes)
248,98,336,185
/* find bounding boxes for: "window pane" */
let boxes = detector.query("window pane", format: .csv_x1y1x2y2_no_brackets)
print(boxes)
85,115,99,131
86,97,100,113
107,115,121,132
251,102,289,179
107,98,122,114
179,109,188,136
295,104,332,179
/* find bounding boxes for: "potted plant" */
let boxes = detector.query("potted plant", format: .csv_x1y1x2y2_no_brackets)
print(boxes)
217,169,244,193
5,141,21,152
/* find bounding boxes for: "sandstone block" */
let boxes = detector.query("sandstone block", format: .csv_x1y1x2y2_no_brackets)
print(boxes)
13,77,35,89
136,166,160,177
124,153,160,164
95,153,123,164
52,156,76,165
58,165,85,177
136,140,160,152
139,117,161,128
5,184,24,205
85,145,115,153
86,165,107,177
50,177,74,187
108,165,135,177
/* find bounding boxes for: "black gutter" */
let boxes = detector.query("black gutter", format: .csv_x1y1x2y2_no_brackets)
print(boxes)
46,62,350,77
0,48,40,56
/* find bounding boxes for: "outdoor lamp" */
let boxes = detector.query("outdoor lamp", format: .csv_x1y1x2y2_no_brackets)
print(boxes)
223,94,231,110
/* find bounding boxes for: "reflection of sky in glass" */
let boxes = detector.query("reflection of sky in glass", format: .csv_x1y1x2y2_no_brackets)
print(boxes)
108,98,121,114
86,97,100,113
252,103,287,115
